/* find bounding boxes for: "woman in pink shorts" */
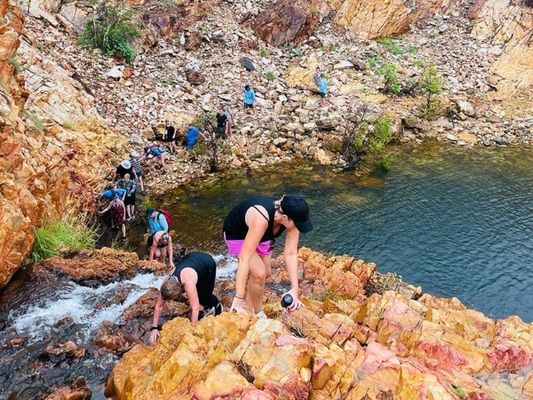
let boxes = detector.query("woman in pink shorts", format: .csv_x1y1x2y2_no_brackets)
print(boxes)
223,194,313,317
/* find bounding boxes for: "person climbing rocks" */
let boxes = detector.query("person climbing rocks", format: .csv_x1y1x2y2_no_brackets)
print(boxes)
149,249,222,342
318,73,328,102
147,231,174,267
313,66,322,87
223,194,312,318
117,173,136,221
99,194,127,239
144,141,167,173
215,107,230,139
101,182,126,201
164,120,178,154
186,125,201,151
243,85,255,111
146,207,169,236
130,151,144,193
115,159,137,181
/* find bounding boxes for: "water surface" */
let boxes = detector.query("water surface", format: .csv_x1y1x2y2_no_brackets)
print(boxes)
133,143,533,321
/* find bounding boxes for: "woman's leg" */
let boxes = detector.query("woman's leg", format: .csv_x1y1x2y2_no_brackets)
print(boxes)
121,223,126,238
247,253,267,314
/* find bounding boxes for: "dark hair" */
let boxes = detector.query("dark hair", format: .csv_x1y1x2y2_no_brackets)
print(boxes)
245,85,250,90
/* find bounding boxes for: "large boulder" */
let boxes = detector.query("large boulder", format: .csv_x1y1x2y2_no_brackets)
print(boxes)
331,0,455,39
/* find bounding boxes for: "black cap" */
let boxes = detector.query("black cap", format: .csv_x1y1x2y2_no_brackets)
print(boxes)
281,195,312,233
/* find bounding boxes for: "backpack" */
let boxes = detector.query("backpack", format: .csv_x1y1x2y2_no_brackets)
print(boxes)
157,209,172,227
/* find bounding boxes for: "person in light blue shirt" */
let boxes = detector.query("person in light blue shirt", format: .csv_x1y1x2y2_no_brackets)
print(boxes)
186,126,201,151
243,85,255,110
318,75,327,98
102,183,126,201
146,207,169,236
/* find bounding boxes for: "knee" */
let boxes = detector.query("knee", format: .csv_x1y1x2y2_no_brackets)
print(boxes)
250,268,267,282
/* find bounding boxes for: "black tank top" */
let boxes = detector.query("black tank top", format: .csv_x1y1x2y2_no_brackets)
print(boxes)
172,252,215,282
223,196,285,242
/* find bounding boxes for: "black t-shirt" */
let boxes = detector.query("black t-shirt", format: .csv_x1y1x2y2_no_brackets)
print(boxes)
166,125,175,141
216,113,228,128
223,195,285,242
172,252,216,306
116,165,135,178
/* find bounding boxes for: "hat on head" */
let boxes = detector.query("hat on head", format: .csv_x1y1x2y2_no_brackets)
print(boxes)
280,195,312,233
121,160,131,169
146,207,154,217
130,150,140,158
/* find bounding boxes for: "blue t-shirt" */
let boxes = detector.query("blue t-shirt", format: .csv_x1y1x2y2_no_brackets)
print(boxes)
244,89,255,105
319,78,327,94
148,213,169,235
102,188,126,200
186,127,200,150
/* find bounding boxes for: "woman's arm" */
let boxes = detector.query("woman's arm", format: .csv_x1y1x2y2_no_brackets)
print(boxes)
284,228,302,311
149,293,166,343
99,204,111,214
181,269,200,324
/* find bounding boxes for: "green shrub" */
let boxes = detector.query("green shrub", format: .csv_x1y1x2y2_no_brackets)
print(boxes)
9,55,23,73
266,71,276,82
377,38,403,55
413,59,424,68
375,155,392,171
408,45,418,55
419,63,444,119
368,115,392,154
367,54,384,72
259,48,269,57
79,2,141,63
31,215,97,262
381,63,401,95
138,197,154,216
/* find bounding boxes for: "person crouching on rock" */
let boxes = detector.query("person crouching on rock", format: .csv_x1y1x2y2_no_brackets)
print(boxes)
149,250,222,343
223,194,312,318
148,231,174,268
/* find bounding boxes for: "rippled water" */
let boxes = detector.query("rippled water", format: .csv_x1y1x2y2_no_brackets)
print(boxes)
132,143,533,322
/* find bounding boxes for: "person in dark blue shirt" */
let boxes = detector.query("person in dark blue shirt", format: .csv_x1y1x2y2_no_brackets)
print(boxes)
186,126,201,151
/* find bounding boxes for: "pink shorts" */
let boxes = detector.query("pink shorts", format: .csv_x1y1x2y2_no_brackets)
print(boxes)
224,233,272,257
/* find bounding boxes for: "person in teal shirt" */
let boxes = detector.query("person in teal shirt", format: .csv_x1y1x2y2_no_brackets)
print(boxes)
318,75,327,98
243,85,255,109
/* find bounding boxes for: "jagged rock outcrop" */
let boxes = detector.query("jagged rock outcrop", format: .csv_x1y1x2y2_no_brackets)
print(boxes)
0,0,126,288
107,248,533,400
470,0,533,113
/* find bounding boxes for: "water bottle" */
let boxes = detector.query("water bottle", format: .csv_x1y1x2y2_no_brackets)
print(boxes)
281,293,294,308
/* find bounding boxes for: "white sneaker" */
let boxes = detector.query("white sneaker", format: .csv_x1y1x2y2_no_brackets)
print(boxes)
255,311,267,319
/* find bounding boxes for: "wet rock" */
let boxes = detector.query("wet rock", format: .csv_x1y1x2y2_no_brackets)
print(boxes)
31,247,165,285
42,341,86,361
95,331,137,354
43,377,91,400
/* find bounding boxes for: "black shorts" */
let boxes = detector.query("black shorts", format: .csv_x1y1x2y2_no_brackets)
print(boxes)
135,170,143,178
163,136,175,143
244,103,253,109
124,194,136,206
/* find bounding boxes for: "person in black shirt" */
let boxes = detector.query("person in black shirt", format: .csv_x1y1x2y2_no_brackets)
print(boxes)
115,160,137,181
149,249,222,343
164,120,177,154
223,195,312,318
216,107,229,139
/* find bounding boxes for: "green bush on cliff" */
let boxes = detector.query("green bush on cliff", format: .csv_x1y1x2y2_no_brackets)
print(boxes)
418,63,444,119
31,215,97,262
79,2,141,63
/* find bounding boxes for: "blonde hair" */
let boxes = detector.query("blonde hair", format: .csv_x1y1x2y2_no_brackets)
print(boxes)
160,277,184,301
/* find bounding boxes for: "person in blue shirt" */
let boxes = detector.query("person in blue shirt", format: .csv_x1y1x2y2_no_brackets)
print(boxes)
318,74,328,99
144,141,167,173
146,207,169,236
102,183,126,201
186,125,201,151
243,85,255,110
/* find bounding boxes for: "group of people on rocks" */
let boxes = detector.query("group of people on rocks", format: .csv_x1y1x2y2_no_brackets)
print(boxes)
148,193,313,344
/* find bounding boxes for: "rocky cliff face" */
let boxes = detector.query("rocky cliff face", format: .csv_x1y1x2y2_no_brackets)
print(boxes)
107,248,533,400
470,0,533,116
0,0,126,287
